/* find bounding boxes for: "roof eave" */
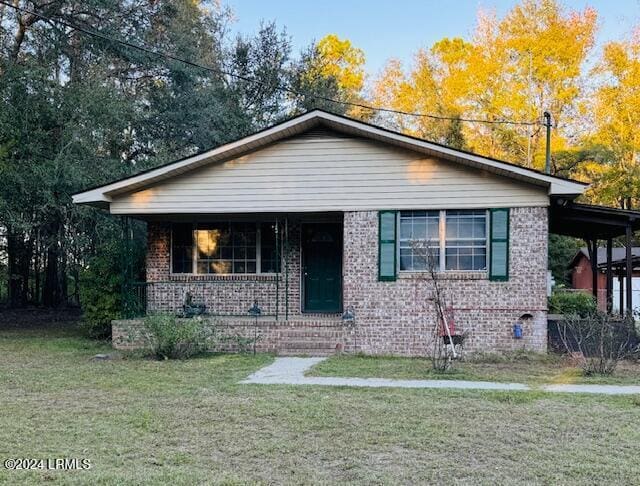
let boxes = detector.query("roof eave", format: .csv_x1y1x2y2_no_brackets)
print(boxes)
71,109,588,204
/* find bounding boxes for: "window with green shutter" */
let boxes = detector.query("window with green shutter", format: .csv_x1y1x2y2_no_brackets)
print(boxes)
378,211,397,281
489,208,509,281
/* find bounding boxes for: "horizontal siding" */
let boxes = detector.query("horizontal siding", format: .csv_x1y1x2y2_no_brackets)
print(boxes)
110,133,549,214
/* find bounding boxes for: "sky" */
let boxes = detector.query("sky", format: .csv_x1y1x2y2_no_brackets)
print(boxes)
225,0,640,76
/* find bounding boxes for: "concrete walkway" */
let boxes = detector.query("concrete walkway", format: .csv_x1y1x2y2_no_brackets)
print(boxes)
240,357,640,395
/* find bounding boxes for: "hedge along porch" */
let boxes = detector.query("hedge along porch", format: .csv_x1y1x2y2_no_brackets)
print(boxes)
73,110,588,356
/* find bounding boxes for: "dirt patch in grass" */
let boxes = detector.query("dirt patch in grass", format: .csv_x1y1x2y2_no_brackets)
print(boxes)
1,320,639,484
307,352,640,386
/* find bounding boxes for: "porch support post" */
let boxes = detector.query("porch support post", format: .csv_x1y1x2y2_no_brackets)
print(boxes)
275,216,279,320
285,216,289,321
618,269,624,315
625,224,633,317
606,237,613,314
588,238,598,302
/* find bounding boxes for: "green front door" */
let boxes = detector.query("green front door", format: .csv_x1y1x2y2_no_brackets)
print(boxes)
302,223,342,313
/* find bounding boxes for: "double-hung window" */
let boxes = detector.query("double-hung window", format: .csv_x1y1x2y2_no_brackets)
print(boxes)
399,211,440,271
444,210,487,271
399,210,488,272
171,222,280,275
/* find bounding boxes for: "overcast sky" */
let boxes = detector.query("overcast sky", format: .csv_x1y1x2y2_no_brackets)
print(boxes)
225,0,640,76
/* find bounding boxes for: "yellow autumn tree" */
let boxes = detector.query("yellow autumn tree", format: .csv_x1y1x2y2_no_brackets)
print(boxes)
578,31,640,208
373,0,597,166
315,34,365,93
373,38,474,148
495,0,596,168
290,34,366,116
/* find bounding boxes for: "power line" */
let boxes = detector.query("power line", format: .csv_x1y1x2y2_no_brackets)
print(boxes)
1,1,540,127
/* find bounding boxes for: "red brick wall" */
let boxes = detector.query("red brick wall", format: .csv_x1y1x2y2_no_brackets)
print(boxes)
112,317,351,356
137,207,549,355
342,207,548,354
145,221,303,318
571,254,640,311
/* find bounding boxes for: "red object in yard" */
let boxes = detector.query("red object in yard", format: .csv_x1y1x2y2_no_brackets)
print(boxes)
439,307,456,336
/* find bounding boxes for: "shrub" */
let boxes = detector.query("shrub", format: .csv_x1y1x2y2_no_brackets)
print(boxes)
548,290,596,317
143,314,212,360
79,242,124,339
556,311,637,376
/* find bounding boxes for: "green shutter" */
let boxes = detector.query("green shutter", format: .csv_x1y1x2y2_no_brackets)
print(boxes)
378,211,397,281
489,208,510,281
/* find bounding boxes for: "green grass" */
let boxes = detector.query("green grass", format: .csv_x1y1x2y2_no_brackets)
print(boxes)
1,318,640,484
307,352,640,386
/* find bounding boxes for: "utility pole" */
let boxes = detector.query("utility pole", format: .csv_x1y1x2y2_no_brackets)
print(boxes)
543,111,552,174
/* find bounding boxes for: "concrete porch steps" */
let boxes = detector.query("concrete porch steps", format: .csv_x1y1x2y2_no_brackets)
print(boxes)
272,328,346,356
276,342,341,356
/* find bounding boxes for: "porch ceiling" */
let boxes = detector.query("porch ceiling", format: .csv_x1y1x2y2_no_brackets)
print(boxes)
549,199,640,240
129,211,345,223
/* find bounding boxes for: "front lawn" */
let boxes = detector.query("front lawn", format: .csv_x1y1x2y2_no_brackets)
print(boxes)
1,316,640,484
307,353,640,386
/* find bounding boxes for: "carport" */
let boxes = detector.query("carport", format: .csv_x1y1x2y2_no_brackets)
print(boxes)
550,198,640,316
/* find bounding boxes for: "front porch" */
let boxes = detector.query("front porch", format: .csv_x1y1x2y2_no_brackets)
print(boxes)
129,213,345,320
116,212,353,355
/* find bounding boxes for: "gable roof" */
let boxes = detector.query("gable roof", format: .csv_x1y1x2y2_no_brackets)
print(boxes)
73,109,587,208
570,247,640,269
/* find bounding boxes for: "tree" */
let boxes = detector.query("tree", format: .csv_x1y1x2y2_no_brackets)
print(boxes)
314,34,365,94
548,234,582,285
373,38,473,146
583,32,640,209
491,0,597,167
227,22,291,127
372,0,597,164
289,34,366,116
0,1,294,308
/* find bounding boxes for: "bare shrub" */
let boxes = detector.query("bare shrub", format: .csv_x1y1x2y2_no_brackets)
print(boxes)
556,312,637,376
410,240,464,372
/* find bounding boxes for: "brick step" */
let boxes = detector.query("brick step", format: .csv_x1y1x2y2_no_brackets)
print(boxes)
273,331,345,339
275,339,342,356
277,350,336,357
278,340,340,349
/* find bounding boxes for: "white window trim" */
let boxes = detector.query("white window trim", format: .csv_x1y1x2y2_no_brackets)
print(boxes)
170,221,280,277
397,209,489,273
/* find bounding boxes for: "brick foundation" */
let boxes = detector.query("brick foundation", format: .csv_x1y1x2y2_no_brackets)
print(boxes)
127,207,548,356
112,317,351,356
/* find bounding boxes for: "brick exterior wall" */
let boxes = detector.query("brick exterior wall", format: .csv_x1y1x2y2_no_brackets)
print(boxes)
144,221,303,318
124,207,548,356
342,207,548,355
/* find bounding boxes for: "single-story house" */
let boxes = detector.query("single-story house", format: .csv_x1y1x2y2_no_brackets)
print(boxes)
569,247,640,313
74,109,593,356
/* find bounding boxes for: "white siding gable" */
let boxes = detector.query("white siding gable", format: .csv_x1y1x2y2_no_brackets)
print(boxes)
110,130,549,214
